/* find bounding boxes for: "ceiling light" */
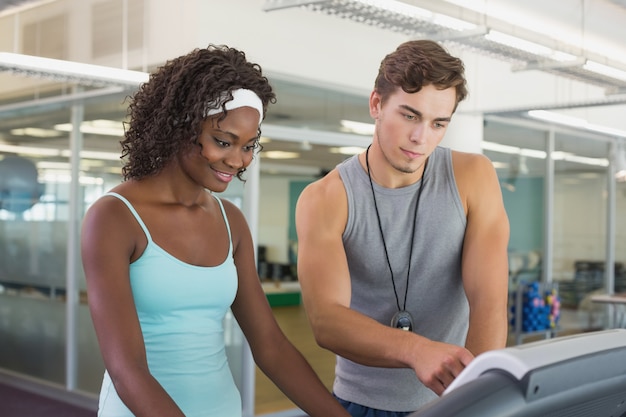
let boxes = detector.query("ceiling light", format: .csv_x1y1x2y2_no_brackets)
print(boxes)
55,119,125,137
484,31,577,62
482,140,607,167
491,161,508,169
263,1,626,92
0,143,120,161
528,110,626,138
481,141,521,154
10,127,63,138
39,172,105,185
364,0,477,31
482,141,547,159
66,150,120,161
263,0,476,35
551,152,609,167
330,146,366,155
0,52,149,88
262,150,300,159
36,161,72,170
527,110,587,127
583,60,626,83
0,143,60,156
340,119,375,136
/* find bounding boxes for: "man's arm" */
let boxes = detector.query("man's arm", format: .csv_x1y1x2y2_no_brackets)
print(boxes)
454,152,511,355
295,169,473,395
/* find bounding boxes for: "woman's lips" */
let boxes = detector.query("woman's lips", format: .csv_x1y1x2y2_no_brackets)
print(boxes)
213,168,235,183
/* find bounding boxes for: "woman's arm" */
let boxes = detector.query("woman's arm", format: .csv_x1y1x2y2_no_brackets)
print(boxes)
81,195,185,417
225,200,350,417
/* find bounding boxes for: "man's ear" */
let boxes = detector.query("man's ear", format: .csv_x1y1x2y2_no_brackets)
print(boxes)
369,90,382,119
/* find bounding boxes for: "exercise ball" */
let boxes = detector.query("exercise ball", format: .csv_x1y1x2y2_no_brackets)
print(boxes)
0,155,42,213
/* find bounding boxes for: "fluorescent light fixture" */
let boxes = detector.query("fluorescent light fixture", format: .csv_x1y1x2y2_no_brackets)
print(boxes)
39,172,105,185
528,110,626,138
356,0,477,31
552,152,609,167
36,161,72,170
10,127,63,138
481,141,546,159
362,0,431,19
0,143,60,156
330,146,366,155
482,141,607,167
340,119,375,136
583,60,626,82
265,0,476,33
0,143,120,161
527,110,587,127
55,119,125,137
0,52,149,88
68,150,120,161
260,162,321,176
481,141,522,155
491,161,508,169
484,30,577,62
262,150,300,159
520,148,548,159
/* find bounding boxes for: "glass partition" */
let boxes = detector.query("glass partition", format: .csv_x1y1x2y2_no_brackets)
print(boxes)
483,120,547,288
1,66,624,416
617,180,626,295
552,134,610,332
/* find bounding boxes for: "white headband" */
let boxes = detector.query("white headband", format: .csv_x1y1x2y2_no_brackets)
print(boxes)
205,88,264,123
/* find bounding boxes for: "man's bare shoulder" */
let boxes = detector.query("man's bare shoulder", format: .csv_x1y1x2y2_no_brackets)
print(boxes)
299,168,346,204
449,150,501,210
296,168,349,233
450,149,494,172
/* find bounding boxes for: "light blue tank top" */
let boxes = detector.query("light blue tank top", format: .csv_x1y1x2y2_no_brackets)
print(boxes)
335,147,469,412
97,192,241,417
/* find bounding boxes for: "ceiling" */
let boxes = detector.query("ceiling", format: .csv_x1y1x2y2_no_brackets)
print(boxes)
0,0,624,181
0,72,615,181
0,0,37,13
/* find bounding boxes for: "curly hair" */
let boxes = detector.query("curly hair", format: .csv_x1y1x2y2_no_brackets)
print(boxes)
120,44,276,180
374,40,467,112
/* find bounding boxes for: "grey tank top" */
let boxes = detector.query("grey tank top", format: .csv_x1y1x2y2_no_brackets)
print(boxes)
335,146,469,412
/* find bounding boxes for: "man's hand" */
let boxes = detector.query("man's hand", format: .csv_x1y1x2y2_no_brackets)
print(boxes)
412,339,474,395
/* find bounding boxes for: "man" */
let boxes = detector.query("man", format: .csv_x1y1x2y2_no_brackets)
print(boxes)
295,40,510,416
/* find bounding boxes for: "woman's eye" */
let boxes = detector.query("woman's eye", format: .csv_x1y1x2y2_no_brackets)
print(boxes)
214,137,230,147
244,141,260,152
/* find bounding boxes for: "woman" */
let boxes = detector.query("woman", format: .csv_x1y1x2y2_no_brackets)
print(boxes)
81,44,349,417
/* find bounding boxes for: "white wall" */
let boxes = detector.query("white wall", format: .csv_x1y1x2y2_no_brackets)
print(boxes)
257,175,292,264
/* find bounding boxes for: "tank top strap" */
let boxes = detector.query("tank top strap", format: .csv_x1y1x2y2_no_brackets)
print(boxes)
105,192,153,242
104,192,233,255
212,195,233,257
